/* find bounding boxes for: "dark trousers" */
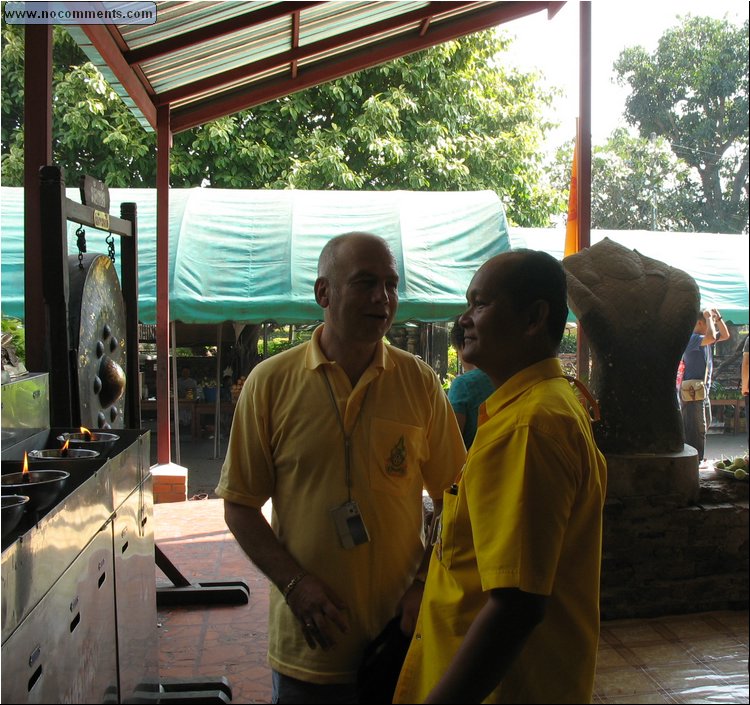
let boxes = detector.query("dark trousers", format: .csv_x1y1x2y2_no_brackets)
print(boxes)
271,671,357,704
682,398,710,461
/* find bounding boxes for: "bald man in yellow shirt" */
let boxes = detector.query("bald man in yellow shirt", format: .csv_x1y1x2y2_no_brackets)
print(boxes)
216,233,466,704
394,250,607,704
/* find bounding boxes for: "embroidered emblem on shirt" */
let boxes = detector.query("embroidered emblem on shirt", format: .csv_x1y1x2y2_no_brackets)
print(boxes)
385,436,407,476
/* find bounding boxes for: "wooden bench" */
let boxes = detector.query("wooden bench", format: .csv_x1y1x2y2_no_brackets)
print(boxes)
139,399,236,439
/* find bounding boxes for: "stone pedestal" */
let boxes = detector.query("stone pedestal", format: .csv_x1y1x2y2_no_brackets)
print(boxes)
600,447,748,619
605,445,700,505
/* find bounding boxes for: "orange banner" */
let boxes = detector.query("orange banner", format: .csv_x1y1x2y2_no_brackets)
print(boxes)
564,134,579,258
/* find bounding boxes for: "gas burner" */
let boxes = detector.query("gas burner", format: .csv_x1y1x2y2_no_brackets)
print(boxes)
27,448,99,461
1,495,29,540
1,469,69,514
56,430,119,458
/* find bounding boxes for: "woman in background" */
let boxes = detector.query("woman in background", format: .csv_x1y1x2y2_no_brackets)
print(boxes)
448,317,495,449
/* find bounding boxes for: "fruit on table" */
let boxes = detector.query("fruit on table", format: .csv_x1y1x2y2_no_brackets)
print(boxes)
715,455,749,479
717,456,747,469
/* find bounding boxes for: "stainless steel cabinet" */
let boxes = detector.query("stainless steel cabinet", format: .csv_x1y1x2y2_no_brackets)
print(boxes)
1,528,118,703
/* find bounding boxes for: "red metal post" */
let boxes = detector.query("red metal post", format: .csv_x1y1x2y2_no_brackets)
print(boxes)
577,1,592,382
156,105,172,464
23,26,53,373
579,1,591,252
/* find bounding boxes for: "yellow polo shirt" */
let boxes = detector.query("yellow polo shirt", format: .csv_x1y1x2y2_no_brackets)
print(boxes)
215,325,465,684
394,358,607,704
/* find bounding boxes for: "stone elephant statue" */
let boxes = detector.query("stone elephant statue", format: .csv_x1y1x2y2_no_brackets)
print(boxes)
563,238,700,454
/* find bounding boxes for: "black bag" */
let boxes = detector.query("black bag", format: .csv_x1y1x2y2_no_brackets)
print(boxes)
357,616,411,704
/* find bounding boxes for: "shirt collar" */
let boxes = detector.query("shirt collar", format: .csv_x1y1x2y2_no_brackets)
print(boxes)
484,357,565,419
305,324,394,372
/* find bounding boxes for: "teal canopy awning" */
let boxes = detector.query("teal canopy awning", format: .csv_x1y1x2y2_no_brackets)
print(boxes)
510,228,749,325
1,187,509,325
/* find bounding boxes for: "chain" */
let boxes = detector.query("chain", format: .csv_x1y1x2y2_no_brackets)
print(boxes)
106,232,116,263
75,225,87,269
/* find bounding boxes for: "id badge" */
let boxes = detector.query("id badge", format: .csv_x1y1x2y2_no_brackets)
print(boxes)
330,500,370,549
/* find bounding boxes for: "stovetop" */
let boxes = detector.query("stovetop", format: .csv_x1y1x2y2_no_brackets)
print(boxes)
1,427,150,645
1,428,145,550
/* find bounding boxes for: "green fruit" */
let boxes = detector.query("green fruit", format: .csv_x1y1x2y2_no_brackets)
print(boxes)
734,468,748,480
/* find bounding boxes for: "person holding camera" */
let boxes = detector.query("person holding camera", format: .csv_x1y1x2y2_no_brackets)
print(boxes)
680,307,730,466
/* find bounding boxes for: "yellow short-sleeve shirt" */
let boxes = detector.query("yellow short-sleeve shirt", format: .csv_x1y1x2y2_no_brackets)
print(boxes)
394,358,607,704
215,325,466,683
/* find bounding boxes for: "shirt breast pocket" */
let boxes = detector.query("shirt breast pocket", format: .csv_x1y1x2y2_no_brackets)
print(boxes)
436,488,459,568
368,417,425,496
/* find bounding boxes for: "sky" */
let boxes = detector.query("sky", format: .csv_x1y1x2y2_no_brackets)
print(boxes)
501,0,749,153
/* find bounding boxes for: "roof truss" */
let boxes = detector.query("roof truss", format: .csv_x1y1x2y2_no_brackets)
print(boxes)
69,1,564,133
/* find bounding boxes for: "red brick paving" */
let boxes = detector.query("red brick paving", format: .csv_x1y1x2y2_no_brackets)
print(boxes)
154,498,273,704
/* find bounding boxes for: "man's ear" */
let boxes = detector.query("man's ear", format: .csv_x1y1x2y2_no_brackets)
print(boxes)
526,300,549,335
314,277,329,308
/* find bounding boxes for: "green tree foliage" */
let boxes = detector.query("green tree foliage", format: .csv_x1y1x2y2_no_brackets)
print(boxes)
614,15,749,233
551,129,702,230
1,24,156,185
1,23,563,226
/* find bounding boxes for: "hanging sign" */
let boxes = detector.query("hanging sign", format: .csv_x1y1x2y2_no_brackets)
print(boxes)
79,175,110,213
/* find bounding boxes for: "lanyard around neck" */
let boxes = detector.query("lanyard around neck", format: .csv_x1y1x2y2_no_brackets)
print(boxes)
321,368,370,501
564,375,601,422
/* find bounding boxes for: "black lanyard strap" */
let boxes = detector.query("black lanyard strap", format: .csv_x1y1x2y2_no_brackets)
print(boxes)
321,368,371,500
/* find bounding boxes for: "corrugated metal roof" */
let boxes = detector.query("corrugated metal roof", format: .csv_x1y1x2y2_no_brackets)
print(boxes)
66,1,564,133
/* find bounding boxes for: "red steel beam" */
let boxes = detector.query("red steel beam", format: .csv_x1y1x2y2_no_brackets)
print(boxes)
155,104,172,464
576,1,592,383
23,26,53,374
579,1,591,251
80,24,157,129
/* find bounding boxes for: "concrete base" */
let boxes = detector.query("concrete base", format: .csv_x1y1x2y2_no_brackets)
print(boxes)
605,445,700,505
151,462,189,503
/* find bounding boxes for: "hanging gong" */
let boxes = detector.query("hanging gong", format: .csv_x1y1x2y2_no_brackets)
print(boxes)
68,253,127,430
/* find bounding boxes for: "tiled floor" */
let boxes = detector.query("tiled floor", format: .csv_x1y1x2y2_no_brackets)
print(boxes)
596,613,748,703
154,499,749,705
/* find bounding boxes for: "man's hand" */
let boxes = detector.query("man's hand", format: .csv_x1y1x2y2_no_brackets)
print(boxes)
396,579,425,635
286,574,349,650
702,309,718,338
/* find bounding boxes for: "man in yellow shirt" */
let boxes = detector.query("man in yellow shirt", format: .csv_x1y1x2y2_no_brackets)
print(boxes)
394,249,607,704
215,232,466,703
